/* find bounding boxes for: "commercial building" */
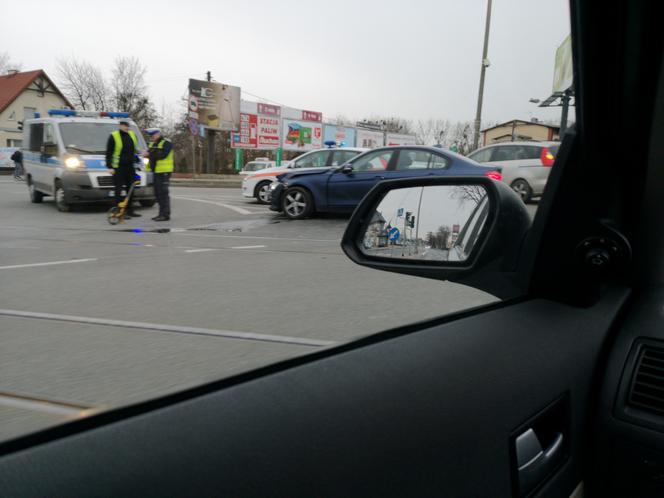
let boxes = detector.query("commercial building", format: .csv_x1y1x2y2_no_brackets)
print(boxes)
481,119,560,146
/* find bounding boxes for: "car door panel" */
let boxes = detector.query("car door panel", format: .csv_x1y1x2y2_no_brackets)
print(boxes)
0,288,629,497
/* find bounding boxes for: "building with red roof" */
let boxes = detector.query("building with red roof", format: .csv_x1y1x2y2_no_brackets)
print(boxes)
0,69,72,148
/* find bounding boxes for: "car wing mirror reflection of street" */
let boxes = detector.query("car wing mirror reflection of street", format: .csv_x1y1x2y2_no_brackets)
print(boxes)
341,176,532,299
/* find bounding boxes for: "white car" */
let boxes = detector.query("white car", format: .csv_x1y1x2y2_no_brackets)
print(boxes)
239,160,276,178
242,147,367,204
467,141,560,202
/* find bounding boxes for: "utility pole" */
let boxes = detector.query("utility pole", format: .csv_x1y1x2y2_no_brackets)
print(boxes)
206,70,215,174
559,89,571,137
472,0,493,151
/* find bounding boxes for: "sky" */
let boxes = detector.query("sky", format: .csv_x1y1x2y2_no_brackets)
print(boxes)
1,0,571,125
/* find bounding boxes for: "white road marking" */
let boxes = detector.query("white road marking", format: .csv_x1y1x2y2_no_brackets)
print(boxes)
0,308,337,347
184,248,219,253
0,258,97,271
230,245,266,249
172,195,253,215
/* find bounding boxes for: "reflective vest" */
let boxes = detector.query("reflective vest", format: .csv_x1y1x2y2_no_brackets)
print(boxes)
149,138,174,173
110,130,138,168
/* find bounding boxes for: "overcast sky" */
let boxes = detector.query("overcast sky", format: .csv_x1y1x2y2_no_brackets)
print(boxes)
1,0,571,125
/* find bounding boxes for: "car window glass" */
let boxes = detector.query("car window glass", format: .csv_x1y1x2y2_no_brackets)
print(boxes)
352,150,394,171
490,146,517,161
294,151,329,168
469,148,492,162
395,150,431,170
28,123,43,152
521,146,542,160
44,124,56,145
429,154,450,169
331,150,360,166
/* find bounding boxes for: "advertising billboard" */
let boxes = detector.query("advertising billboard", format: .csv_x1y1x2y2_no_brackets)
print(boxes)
323,125,356,146
231,113,257,148
552,34,573,93
188,79,241,131
385,133,418,146
257,115,280,149
282,119,323,151
356,129,384,148
257,103,281,117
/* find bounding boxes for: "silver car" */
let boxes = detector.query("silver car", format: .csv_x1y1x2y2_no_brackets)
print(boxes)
467,141,559,202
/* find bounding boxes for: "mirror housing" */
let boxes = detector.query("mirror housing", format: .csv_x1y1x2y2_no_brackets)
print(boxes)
339,164,353,174
341,176,532,299
41,142,58,156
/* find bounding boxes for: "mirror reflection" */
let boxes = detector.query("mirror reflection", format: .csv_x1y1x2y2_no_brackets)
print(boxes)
360,185,490,262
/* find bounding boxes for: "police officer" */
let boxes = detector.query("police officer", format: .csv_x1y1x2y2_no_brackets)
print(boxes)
144,128,173,221
106,120,141,218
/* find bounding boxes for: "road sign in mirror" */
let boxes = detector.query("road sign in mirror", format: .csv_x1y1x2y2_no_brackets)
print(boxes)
360,185,490,262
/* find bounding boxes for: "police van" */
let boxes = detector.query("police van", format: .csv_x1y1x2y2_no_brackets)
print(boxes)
22,110,156,212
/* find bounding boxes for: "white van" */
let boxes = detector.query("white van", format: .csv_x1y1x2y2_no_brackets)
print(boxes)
22,110,155,212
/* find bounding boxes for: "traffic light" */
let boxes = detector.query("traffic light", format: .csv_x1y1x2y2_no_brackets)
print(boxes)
17,120,23,131
409,216,415,228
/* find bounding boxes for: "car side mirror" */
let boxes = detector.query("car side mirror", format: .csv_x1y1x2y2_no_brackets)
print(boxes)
339,164,353,174
41,142,58,156
341,176,532,299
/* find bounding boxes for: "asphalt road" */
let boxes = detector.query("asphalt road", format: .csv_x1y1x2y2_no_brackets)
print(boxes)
0,179,534,441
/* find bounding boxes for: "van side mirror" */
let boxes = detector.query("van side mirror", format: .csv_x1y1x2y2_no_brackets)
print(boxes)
341,176,532,299
41,142,58,156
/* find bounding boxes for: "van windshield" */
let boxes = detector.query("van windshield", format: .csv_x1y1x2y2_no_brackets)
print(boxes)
59,122,144,154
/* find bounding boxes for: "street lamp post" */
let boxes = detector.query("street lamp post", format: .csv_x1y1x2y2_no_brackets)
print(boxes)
472,0,493,151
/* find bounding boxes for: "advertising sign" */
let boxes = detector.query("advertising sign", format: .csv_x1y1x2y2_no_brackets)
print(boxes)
257,103,281,117
385,133,418,146
552,34,573,93
323,125,356,146
356,129,384,148
302,110,322,122
231,113,257,148
282,119,323,151
257,115,280,149
188,79,241,131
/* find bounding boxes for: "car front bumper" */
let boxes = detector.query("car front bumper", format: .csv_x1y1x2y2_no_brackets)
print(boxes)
270,183,285,212
61,171,155,204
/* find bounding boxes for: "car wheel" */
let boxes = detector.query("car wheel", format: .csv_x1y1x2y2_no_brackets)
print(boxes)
255,181,273,204
54,181,71,212
282,187,314,220
139,199,156,208
27,178,44,203
510,179,533,203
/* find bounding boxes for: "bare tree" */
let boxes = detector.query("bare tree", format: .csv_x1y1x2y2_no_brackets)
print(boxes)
359,116,414,134
56,58,109,110
0,52,22,74
415,118,451,145
111,56,158,129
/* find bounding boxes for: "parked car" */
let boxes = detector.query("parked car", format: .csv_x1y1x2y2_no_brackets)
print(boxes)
467,141,559,202
270,146,502,220
242,147,366,204
239,160,276,178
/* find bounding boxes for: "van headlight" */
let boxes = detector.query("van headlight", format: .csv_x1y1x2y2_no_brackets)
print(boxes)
64,156,82,169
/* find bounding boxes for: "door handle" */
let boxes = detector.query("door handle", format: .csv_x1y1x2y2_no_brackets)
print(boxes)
516,428,564,496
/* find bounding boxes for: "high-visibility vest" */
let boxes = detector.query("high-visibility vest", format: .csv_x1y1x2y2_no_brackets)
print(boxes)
149,138,174,173
110,130,138,168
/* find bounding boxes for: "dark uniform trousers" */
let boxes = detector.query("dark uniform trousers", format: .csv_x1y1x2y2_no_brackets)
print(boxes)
154,172,171,217
114,164,136,206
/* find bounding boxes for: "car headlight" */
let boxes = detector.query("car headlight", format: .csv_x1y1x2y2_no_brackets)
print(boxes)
64,156,81,170
142,157,149,167
270,182,279,190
